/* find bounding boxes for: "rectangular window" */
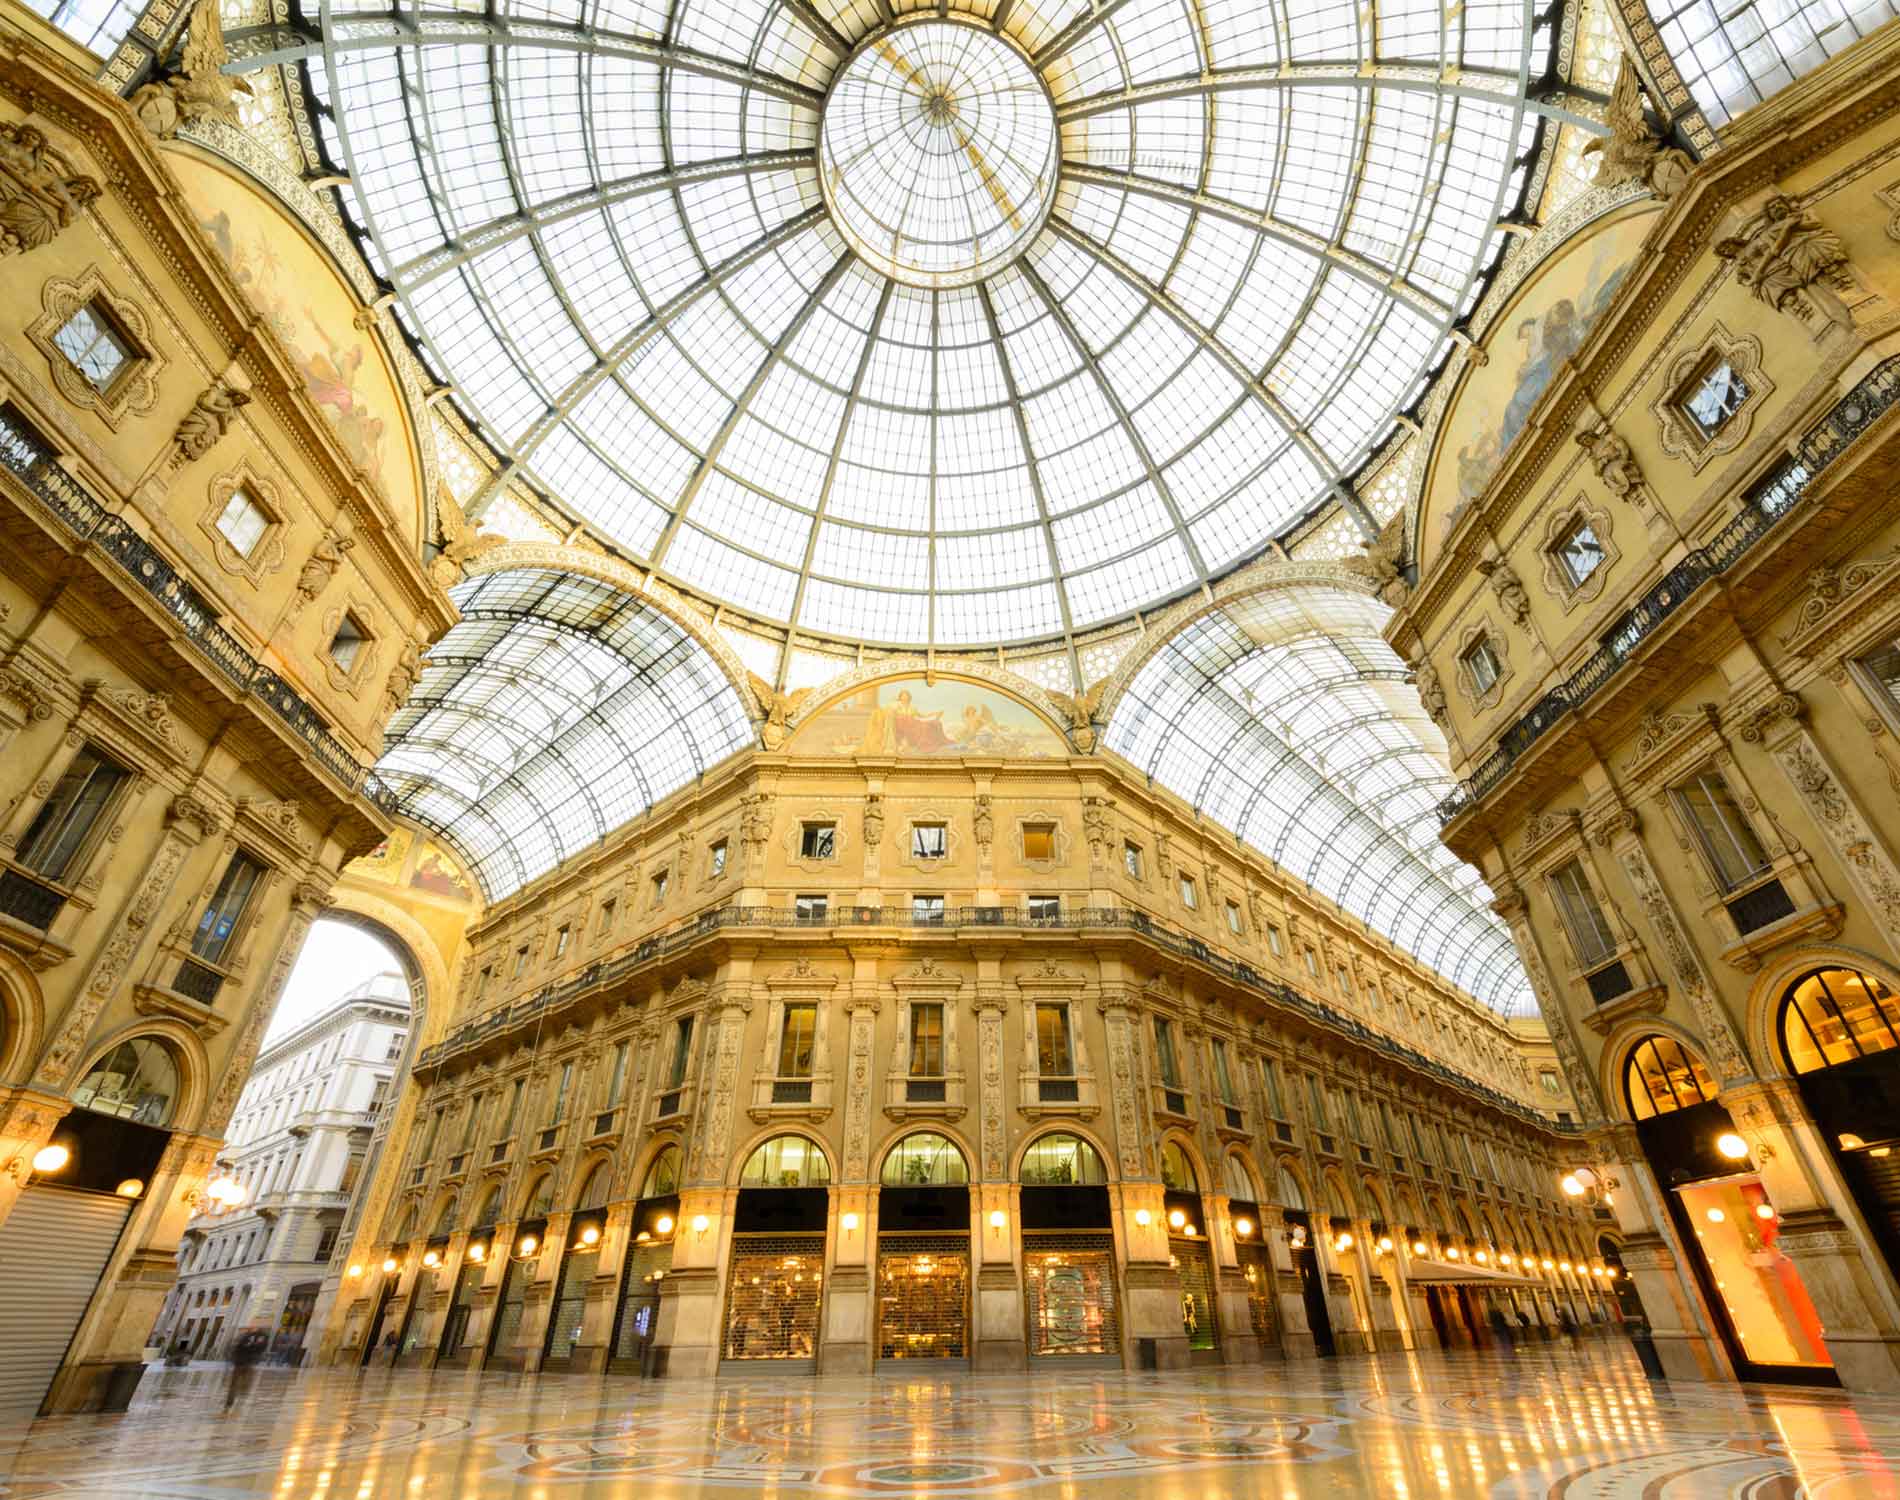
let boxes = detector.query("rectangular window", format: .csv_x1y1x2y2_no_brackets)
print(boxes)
1022,823,1056,860
1302,948,1320,979
605,1041,630,1107
911,823,947,860
911,894,945,924
1683,358,1748,437
1265,924,1284,957
553,924,570,958
708,839,728,877
327,612,369,673
1153,1016,1181,1087
475,964,492,999
668,1016,695,1089
1035,1003,1073,1077
1027,894,1061,922
1461,635,1502,695
1551,517,1606,590
1224,900,1243,935
1177,874,1197,909
549,1061,573,1125
800,822,836,859
1304,1073,1329,1129
420,1107,444,1162
1123,841,1143,879
778,1003,817,1078
500,1078,524,1138
15,744,129,882
54,302,135,391
1260,1057,1285,1117
651,869,669,904
1674,769,1771,891
513,946,529,977
191,852,264,965
909,1001,944,1076
597,898,616,933
1212,1039,1237,1104
794,893,828,922
459,1094,483,1150
214,486,271,557
1549,859,1618,966
1336,966,1354,999
1857,633,1900,727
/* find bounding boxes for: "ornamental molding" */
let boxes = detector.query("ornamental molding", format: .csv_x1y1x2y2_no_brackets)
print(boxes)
1778,545,1900,658
27,267,166,431
1014,960,1086,991
197,460,288,586
1623,702,1721,785
765,957,839,989
1538,495,1622,615
0,120,102,258
891,956,965,992
77,678,186,765
1649,322,1771,472
1452,619,1511,713
1519,808,1583,861
1770,730,1900,932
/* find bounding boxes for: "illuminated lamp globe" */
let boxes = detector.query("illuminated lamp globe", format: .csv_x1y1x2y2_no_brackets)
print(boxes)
1715,1132,1749,1161
30,1143,70,1174
579,1225,600,1247
115,1178,145,1198
381,1257,398,1274
1168,1208,1186,1229
1755,1203,1775,1221
1235,1218,1255,1238
655,1215,675,1236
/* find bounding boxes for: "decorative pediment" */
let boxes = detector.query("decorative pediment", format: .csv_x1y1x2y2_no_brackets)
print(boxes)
892,955,964,991
1015,958,1084,991
1779,546,1900,659
1624,702,1721,784
1519,808,1582,860
766,956,839,988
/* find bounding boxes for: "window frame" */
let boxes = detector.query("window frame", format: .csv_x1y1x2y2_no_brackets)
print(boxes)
799,821,837,860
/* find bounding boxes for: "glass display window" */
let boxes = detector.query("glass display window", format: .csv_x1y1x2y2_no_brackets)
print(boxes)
1676,1175,1831,1372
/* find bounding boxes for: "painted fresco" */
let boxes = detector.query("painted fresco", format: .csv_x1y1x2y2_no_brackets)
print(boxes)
788,677,1068,758
410,842,475,900
172,155,402,487
1436,207,1659,529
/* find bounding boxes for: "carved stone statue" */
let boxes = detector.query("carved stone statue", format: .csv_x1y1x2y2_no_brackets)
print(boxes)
173,384,250,464
130,0,250,140
1715,195,1853,328
296,531,354,605
1575,417,1645,502
1046,679,1107,753
1414,659,1449,728
747,672,812,750
740,792,773,851
1344,513,1410,606
381,638,422,721
862,793,883,849
972,793,993,850
429,490,507,587
0,122,101,257
1584,59,1693,200
1476,557,1530,627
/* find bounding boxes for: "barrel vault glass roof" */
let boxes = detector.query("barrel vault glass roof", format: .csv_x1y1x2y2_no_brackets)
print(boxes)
278,0,1558,647
1104,587,1533,1015
372,568,753,900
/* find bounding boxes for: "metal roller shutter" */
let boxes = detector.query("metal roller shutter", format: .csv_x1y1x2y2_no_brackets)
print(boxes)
0,1186,133,1415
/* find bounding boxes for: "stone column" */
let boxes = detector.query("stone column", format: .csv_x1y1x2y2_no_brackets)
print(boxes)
971,978,1023,1370
820,981,879,1373
665,993,751,1378
1099,987,1183,1366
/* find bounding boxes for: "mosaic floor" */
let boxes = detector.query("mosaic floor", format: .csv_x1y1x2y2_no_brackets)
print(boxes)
2,1338,1898,1498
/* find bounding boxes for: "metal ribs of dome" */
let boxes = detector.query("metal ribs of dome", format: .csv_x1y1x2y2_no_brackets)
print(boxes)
248,0,1567,649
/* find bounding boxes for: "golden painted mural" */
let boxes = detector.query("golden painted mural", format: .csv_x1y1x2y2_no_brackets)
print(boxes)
789,677,1069,758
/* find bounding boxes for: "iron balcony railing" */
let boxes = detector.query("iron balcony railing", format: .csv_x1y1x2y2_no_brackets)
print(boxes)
1440,355,1900,823
418,901,1574,1131
0,406,397,813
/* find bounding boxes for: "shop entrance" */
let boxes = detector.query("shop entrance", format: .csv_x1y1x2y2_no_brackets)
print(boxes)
1020,1131,1122,1365
1626,1034,1837,1386
1285,1210,1336,1357
722,1136,830,1370
875,1133,972,1363
1161,1143,1220,1362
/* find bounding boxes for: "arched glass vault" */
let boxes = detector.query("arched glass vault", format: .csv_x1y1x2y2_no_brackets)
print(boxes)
372,568,753,901
1104,585,1531,1015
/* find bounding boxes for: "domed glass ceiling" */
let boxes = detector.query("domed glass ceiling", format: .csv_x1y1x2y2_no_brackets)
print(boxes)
294,0,1552,646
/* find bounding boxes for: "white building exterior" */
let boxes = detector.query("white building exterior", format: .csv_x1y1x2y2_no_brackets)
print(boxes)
155,974,409,1358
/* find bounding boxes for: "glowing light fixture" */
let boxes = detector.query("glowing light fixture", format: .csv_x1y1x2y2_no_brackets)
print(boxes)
691,1214,710,1235
26,1142,69,1174
1541,1258,1555,1270
655,1215,675,1236
1475,1250,1489,1264
1334,1232,1354,1252
1754,1203,1775,1221
115,1178,144,1198
347,1265,364,1278
1376,1236,1393,1254
841,1212,860,1231
1705,1208,1725,1224
579,1225,601,1247
381,1257,398,1274
421,1250,441,1268
516,1234,539,1257
1134,1208,1152,1227
1184,1224,1199,1237
1445,1245,1460,1260
988,1209,1006,1230
1168,1209,1186,1230
467,1243,487,1262
1235,1218,1255,1238
1411,1239,1427,1256
1715,1132,1749,1161
1560,1174,1584,1198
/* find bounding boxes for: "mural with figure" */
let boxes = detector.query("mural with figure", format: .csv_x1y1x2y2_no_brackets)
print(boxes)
788,677,1069,758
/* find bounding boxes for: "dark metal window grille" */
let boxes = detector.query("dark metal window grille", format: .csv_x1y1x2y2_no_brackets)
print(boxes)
1726,878,1796,935
1171,1238,1220,1350
876,1235,969,1360
723,1236,824,1360
1024,1234,1120,1358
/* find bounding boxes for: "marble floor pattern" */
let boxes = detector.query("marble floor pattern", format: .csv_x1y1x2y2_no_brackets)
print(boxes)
3,1339,1898,1499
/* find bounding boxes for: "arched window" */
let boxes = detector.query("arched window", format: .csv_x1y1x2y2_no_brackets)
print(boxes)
396,1204,418,1242
430,1194,457,1237
1160,1141,1199,1193
522,1172,554,1218
640,1144,681,1199
1019,1132,1107,1186
880,1132,968,1186
1222,1154,1260,1203
1625,1035,1719,1120
1275,1165,1307,1210
1780,967,1900,1073
472,1185,502,1228
739,1135,831,1188
573,1162,611,1210
72,1037,178,1126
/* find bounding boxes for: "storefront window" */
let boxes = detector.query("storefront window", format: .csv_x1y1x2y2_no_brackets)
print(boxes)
739,1135,831,1188
876,1238,968,1360
724,1241,823,1360
1020,1133,1106,1186
1780,967,1900,1073
1625,1036,1719,1120
1676,1176,1831,1370
880,1132,968,1186
1024,1238,1119,1357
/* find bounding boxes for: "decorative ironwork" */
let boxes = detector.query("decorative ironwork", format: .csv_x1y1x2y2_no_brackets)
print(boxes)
1441,356,1900,822
0,406,396,812
172,958,225,1005
0,868,66,930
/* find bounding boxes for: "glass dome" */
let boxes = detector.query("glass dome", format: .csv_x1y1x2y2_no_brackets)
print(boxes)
297,0,1552,646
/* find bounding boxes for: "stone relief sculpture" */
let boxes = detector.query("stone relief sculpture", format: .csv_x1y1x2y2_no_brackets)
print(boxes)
430,491,508,587
1477,557,1531,626
0,122,101,257
296,531,355,606
1344,513,1410,606
1584,59,1693,200
1714,196,1854,328
173,384,251,465
130,0,250,140
1413,659,1449,728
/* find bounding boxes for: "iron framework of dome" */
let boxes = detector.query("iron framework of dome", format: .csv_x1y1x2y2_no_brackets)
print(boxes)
237,0,1589,648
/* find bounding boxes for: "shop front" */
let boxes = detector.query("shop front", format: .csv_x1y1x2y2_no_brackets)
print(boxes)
875,1134,971,1364
1020,1133,1121,1364
1626,1034,1837,1385
1160,1143,1219,1361
611,1145,682,1375
542,1164,612,1370
484,1217,546,1370
722,1136,830,1370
